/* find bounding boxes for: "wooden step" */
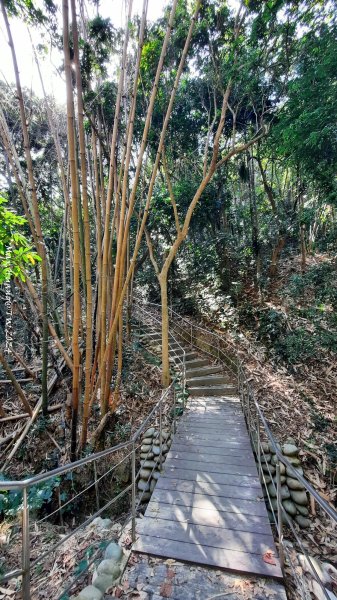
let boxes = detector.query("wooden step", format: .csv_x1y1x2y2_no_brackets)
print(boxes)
170,350,198,362
188,385,238,397
186,365,223,378
184,358,209,369
187,375,234,387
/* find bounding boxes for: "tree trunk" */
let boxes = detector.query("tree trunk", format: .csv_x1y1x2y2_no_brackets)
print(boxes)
269,235,286,278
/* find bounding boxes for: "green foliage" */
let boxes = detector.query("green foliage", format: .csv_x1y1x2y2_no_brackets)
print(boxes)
257,308,288,344
0,197,41,283
0,474,61,517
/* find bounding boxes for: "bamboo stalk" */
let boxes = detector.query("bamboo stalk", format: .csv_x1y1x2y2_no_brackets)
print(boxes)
70,0,93,450
63,0,82,461
0,351,33,416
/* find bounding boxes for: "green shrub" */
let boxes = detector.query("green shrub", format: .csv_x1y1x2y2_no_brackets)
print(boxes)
0,473,61,518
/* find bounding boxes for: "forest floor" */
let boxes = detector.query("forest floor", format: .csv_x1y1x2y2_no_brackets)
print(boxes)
0,341,163,479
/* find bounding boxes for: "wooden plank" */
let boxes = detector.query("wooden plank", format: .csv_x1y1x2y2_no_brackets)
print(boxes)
176,425,248,435
173,435,252,448
187,402,241,409
182,412,246,420
156,478,264,501
151,489,268,518
186,409,243,417
165,458,258,476
145,501,271,535
137,516,275,555
161,466,261,487
180,416,246,425
171,443,254,458
133,535,283,580
188,398,241,404
179,418,247,428
174,433,249,444
167,451,255,467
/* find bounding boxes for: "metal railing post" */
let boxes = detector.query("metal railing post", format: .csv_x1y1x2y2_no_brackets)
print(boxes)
183,351,186,407
159,399,163,470
131,441,136,542
93,461,100,511
276,463,285,569
173,385,177,434
256,419,261,478
22,487,31,600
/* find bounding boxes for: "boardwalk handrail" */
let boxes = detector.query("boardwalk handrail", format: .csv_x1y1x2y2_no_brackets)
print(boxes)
145,301,337,600
1,327,185,599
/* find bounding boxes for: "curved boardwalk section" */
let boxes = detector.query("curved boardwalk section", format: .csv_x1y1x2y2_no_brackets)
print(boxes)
133,392,283,581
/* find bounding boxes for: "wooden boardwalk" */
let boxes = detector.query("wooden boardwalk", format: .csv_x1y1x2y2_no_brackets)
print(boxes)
134,394,283,580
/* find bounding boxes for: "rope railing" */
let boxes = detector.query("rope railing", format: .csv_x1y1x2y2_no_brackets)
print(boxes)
0,316,186,600
144,301,337,600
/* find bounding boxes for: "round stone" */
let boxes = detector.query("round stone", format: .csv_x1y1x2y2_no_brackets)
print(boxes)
295,515,310,528
280,485,290,500
267,483,277,498
97,560,121,579
152,470,161,480
261,454,271,464
263,464,275,474
152,445,161,456
140,444,151,453
286,466,303,478
141,460,156,469
140,468,151,480
150,479,156,492
141,438,153,446
161,430,170,440
297,504,309,516
162,444,169,454
261,442,270,453
144,428,155,438
104,542,123,562
270,498,278,511
282,499,297,517
290,490,308,506
271,456,286,473
92,574,114,593
91,517,112,530
140,452,154,459
285,437,297,446
280,475,286,484
78,585,103,600
287,456,300,466
282,444,299,457
262,475,271,484
138,479,150,492
287,477,305,491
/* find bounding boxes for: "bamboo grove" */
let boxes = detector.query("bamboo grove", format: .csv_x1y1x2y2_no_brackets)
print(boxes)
0,0,336,459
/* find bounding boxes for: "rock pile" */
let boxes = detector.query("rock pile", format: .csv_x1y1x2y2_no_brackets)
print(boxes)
74,541,124,599
259,438,310,528
137,426,172,502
